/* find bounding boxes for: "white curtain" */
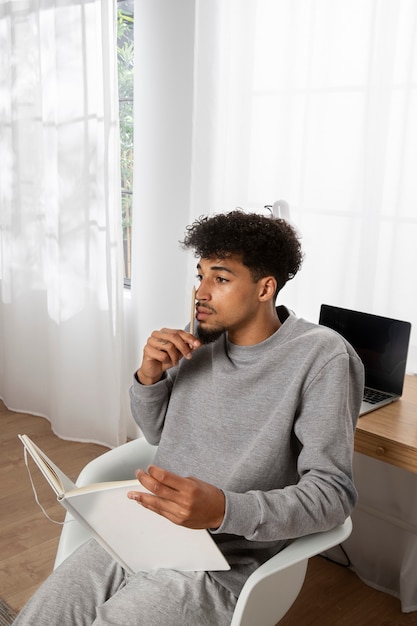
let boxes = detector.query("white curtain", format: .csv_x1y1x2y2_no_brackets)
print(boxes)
0,0,126,447
131,0,417,379
2,0,415,447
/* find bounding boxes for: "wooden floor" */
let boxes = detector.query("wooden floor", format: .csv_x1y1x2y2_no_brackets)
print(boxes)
1,402,417,625
0,401,108,613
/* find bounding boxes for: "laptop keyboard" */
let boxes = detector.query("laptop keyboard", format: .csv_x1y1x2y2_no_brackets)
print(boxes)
363,388,392,404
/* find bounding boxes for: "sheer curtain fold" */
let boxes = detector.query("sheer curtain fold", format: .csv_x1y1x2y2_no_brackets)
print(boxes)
0,0,126,447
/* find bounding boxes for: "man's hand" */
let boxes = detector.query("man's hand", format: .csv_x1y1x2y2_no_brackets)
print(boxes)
137,329,201,385
127,465,225,530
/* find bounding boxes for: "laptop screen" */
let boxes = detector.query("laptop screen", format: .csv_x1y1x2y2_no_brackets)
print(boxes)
319,305,411,395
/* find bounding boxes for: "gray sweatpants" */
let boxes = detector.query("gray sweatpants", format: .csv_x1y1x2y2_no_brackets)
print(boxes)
13,540,237,626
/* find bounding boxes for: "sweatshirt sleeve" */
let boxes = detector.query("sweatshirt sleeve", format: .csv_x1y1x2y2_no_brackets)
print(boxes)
129,371,174,445
213,350,364,541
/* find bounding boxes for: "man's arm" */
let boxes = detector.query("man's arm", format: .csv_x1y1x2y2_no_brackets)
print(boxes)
129,328,224,530
130,327,201,442
212,352,364,541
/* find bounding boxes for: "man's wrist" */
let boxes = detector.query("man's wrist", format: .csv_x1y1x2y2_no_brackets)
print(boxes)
135,368,161,386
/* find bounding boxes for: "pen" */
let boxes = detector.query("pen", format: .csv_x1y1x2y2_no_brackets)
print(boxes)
190,286,196,335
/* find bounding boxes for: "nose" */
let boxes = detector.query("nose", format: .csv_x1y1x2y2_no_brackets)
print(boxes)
195,279,210,302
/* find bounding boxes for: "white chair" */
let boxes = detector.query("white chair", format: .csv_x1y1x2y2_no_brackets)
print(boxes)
54,438,352,625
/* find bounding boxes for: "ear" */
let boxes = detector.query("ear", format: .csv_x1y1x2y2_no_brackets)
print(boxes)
258,276,277,302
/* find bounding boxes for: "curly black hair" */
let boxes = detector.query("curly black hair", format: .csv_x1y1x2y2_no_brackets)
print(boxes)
181,210,303,294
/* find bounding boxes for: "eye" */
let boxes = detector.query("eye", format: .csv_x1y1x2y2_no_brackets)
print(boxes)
216,276,229,283
195,274,203,282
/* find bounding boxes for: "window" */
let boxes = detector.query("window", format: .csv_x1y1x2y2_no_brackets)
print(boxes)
117,0,134,286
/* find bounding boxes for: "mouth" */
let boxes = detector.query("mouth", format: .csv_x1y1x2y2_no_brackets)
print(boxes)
196,305,215,323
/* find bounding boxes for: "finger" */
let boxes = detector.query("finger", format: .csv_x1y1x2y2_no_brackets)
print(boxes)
136,466,186,498
153,329,200,359
161,328,200,350
143,338,183,370
127,468,191,525
127,490,192,526
144,341,180,368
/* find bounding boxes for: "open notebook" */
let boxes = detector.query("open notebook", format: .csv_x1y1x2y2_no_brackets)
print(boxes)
19,434,230,573
319,304,411,416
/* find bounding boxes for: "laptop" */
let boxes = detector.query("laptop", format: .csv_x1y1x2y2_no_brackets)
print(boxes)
319,304,412,416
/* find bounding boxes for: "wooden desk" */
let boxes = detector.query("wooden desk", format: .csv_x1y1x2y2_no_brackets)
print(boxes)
354,374,417,473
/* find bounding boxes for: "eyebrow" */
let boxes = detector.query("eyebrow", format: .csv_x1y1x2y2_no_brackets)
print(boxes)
197,262,237,275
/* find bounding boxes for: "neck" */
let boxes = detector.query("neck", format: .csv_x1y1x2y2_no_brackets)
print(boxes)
228,307,281,346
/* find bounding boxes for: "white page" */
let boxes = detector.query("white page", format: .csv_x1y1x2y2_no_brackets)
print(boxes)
63,482,230,572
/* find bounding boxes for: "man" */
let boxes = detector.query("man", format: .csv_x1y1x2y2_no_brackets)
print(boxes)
14,211,364,625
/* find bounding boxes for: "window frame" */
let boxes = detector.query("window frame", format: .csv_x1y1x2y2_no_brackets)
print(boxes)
117,0,134,289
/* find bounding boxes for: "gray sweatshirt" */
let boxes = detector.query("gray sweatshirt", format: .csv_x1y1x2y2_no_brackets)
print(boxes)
129,307,364,597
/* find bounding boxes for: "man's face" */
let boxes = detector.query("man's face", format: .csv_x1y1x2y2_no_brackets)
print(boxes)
195,255,262,345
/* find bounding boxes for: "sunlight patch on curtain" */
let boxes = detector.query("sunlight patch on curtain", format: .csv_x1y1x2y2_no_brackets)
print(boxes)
0,0,126,446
